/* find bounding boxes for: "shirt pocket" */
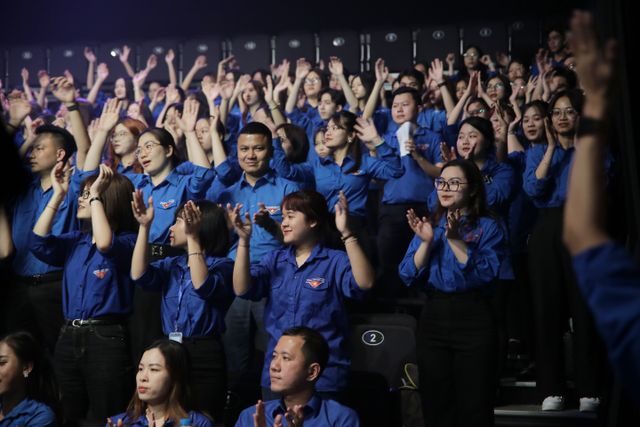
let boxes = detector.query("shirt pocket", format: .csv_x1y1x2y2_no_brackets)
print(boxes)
300,277,332,316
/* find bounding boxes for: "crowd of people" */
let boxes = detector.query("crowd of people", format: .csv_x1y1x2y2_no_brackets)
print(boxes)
0,9,637,427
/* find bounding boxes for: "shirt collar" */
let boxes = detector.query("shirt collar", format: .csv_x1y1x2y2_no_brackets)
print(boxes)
140,168,180,188
272,394,321,418
239,169,277,188
283,244,329,267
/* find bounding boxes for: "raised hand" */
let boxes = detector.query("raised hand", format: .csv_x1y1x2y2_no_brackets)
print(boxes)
38,70,50,89
263,75,275,104
165,49,175,64
133,70,149,88
295,58,311,80
84,47,97,63
544,117,557,146
152,87,166,104
428,58,445,83
406,209,434,243
119,45,131,63
374,58,389,82
181,200,202,237
354,116,381,147
51,161,71,197
50,77,76,103
202,80,221,102
334,191,351,236
165,84,181,104
480,54,494,68
8,96,32,126
253,202,273,229
146,54,158,71
446,53,456,67
98,98,122,132
96,63,109,81
131,190,154,226
328,56,344,76
220,79,234,100
194,55,208,70
21,68,29,84
89,164,114,197
445,209,463,240
229,203,252,241
63,69,75,85
176,98,200,133
440,142,458,163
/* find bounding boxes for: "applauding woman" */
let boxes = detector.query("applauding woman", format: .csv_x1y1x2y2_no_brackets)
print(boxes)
399,159,507,427
30,164,137,425
131,197,234,422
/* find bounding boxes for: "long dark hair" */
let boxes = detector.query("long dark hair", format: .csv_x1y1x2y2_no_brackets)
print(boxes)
328,111,362,174
126,340,192,426
0,332,60,419
138,127,182,168
275,123,309,164
431,159,488,227
175,200,230,257
81,173,137,234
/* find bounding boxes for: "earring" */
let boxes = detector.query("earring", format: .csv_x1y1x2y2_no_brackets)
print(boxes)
23,371,29,378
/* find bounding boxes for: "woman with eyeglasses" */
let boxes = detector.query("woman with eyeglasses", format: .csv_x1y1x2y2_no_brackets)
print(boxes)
399,159,507,427
29,164,138,425
285,59,328,128
523,89,603,411
84,98,216,368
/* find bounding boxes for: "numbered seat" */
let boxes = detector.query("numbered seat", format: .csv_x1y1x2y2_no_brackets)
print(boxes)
49,44,89,87
7,45,46,89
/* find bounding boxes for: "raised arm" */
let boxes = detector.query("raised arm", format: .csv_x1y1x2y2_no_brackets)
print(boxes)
36,70,50,109
534,119,557,180
5,94,32,135
263,76,286,127
285,58,311,114
328,57,358,111
118,45,135,78
0,205,14,259
51,76,91,170
231,204,253,296
87,63,109,105
131,189,154,280
407,208,435,270
89,165,116,252
84,98,122,171
181,55,208,91
363,58,388,120
209,106,227,167
33,162,69,237
429,59,455,114
335,192,374,290
165,49,177,86
21,68,34,103
176,98,211,168
84,47,97,90
447,72,477,125
182,201,209,288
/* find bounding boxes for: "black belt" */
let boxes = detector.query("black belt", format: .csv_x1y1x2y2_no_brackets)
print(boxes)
149,243,181,258
65,316,126,327
425,288,490,300
15,271,63,285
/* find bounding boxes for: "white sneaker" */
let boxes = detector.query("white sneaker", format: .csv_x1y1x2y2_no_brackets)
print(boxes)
542,395,565,411
579,397,601,412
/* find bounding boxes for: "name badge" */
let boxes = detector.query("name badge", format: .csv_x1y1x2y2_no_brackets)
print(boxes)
168,332,183,343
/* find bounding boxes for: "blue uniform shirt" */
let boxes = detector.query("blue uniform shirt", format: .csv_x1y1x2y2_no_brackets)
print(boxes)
381,126,442,205
385,109,447,135
0,398,56,427
217,170,302,263
235,395,360,427
128,163,215,244
29,231,137,320
271,139,316,190
315,142,403,217
572,242,640,403
133,255,234,337
240,244,367,392
399,215,507,293
523,143,573,208
11,168,96,276
106,410,212,427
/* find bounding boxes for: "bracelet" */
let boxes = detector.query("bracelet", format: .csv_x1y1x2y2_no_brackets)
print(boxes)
89,196,102,205
6,123,18,130
437,81,447,88
576,117,608,138
343,237,358,245
340,233,355,242
66,103,79,112
269,104,279,111
45,204,58,211
188,252,204,257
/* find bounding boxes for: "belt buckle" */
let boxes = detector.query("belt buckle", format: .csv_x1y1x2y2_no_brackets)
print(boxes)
71,319,86,327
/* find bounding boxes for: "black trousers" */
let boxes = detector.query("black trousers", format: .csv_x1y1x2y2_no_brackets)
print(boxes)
417,292,496,427
4,274,64,355
528,208,600,398
376,203,428,298
182,336,227,423
54,323,132,426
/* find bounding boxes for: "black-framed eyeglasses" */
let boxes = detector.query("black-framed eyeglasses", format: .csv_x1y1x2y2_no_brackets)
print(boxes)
435,177,468,192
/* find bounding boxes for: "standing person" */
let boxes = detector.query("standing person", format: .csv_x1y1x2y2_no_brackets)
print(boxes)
524,89,602,411
0,332,58,427
106,340,213,427
399,159,507,427
232,189,374,400
131,198,234,422
235,328,360,427
29,165,137,425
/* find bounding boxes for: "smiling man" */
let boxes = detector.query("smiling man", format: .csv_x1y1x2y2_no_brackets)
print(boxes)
235,327,360,427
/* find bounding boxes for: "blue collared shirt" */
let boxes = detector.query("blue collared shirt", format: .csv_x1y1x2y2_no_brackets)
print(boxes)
11,169,96,276
29,231,136,320
240,244,367,391
381,126,442,205
523,143,573,208
271,139,316,190
128,163,215,244
133,255,234,337
572,242,640,403
399,215,507,293
315,142,403,217
385,109,447,135
0,398,56,427
235,395,360,427
216,170,302,262
106,410,212,427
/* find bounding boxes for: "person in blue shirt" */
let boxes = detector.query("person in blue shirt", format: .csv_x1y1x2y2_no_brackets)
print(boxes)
523,89,602,411
0,331,58,427
399,159,507,427
377,87,443,298
106,339,213,427
232,189,374,399
284,60,327,126
30,164,138,425
563,11,635,408
215,122,302,404
235,327,360,427
131,197,234,422
272,124,314,189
